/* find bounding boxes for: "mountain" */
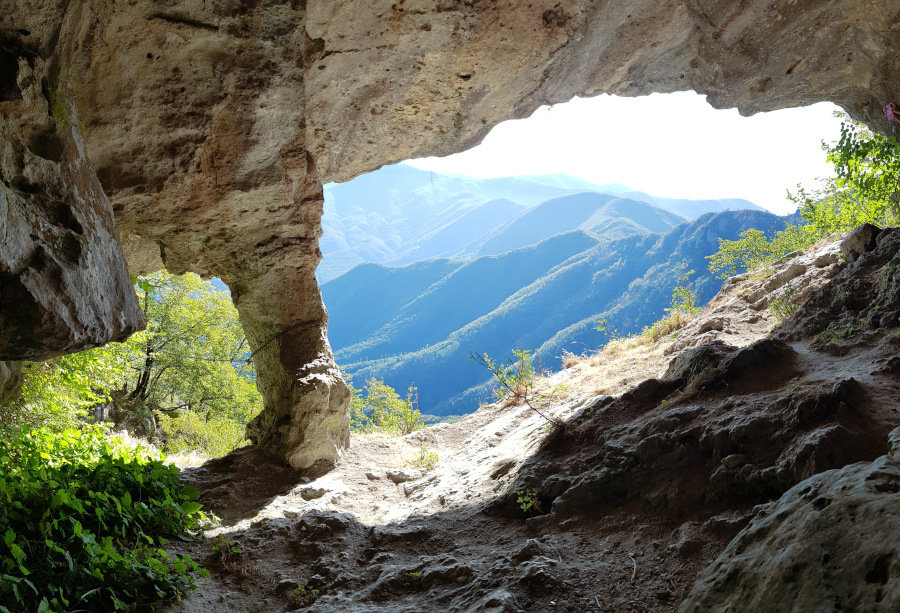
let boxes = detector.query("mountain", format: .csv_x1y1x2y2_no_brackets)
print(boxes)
467,192,685,257
325,230,602,361
324,209,790,416
318,163,766,282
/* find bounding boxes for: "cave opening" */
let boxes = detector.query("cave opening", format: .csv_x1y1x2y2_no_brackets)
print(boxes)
320,91,846,424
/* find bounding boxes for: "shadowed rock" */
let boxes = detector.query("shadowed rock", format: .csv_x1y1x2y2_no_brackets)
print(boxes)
2,0,899,467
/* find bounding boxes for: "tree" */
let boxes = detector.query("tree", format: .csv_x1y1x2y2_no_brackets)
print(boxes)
348,377,424,435
708,115,900,278
123,273,260,424
3,272,263,456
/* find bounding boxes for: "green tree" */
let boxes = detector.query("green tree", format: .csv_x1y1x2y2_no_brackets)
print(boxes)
708,115,900,278
0,346,125,430
124,272,260,425
3,272,262,457
348,378,424,435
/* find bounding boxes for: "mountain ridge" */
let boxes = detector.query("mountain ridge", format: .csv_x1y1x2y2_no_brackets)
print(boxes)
319,163,766,282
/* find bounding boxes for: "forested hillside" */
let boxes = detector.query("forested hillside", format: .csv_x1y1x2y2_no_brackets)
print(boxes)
319,164,763,281
325,208,788,416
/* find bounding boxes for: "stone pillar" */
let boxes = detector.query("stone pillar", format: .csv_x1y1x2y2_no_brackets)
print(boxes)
65,1,351,467
225,161,351,470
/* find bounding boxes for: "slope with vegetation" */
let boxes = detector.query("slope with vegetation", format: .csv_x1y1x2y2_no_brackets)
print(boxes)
328,208,788,416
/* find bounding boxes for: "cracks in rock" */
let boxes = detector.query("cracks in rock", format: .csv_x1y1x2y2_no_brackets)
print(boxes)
148,12,219,32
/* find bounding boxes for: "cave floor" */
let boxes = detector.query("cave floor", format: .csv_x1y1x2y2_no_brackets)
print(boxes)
160,238,900,612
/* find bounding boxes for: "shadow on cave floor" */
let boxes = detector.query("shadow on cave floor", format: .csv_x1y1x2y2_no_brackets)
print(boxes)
179,446,335,526
164,234,900,612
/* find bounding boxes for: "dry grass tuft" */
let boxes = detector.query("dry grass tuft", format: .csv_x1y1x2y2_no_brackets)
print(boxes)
639,308,694,344
165,449,210,468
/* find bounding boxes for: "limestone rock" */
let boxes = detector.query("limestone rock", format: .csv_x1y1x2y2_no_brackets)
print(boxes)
3,0,900,468
680,455,900,612
840,223,882,261
386,468,426,485
0,361,21,404
0,30,143,360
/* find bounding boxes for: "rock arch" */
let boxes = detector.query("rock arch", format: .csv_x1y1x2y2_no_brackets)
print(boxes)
0,0,897,466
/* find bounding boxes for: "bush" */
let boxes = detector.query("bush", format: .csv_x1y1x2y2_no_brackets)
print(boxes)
156,410,248,458
0,426,208,612
470,348,537,406
708,116,900,278
348,379,424,435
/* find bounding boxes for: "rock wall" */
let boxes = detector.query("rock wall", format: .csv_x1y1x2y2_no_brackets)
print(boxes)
0,8,144,363
1,0,898,466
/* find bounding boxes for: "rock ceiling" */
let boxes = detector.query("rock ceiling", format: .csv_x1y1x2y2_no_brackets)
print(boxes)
0,0,898,465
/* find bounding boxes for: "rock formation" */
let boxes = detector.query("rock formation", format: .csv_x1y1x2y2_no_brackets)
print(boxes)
1,0,899,465
158,233,900,612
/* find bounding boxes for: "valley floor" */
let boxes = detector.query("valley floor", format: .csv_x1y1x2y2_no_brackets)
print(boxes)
163,231,900,613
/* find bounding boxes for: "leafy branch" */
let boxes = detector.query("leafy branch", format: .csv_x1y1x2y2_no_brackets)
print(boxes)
469,349,559,425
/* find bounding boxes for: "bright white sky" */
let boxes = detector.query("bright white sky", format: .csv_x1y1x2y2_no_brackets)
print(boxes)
406,92,845,215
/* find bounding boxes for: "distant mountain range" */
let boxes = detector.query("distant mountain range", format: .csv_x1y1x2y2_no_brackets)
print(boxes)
324,208,790,416
319,164,764,282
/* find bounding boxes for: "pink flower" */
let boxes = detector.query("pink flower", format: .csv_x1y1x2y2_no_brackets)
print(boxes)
886,103,899,122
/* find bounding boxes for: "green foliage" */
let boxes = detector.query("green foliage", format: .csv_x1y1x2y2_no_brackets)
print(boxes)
5,272,261,458
348,378,424,435
516,490,540,516
407,444,439,471
708,116,900,279
128,272,261,424
0,425,208,612
707,225,818,279
638,266,702,343
594,316,623,345
156,411,247,459
206,535,248,575
290,585,319,607
470,349,559,425
669,267,702,316
810,325,854,350
769,282,800,324
1,348,124,431
470,348,536,405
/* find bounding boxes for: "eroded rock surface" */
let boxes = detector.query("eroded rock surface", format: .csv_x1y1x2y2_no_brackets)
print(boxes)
2,0,900,466
680,452,900,613
0,23,143,361
156,235,900,612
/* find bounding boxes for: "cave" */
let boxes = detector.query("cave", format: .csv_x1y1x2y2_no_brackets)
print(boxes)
0,0,898,470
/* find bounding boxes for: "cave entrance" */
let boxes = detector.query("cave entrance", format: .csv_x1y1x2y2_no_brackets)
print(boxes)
319,92,844,425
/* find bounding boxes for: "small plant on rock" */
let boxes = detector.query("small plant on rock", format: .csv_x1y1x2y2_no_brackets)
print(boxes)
404,570,424,590
769,282,801,324
470,349,559,425
516,490,541,516
207,535,256,576
290,585,320,607
407,444,439,471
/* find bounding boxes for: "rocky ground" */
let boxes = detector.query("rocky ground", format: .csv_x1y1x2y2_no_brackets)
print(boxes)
162,226,900,612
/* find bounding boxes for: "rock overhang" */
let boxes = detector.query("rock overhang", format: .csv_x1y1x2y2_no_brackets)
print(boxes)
0,0,898,465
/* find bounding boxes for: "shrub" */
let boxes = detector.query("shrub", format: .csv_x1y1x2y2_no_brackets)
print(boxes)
156,410,248,458
407,444,439,471
470,349,559,425
708,116,900,278
0,425,208,612
348,379,424,435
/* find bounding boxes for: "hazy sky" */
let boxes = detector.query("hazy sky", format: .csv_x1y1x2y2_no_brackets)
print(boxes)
406,92,845,215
